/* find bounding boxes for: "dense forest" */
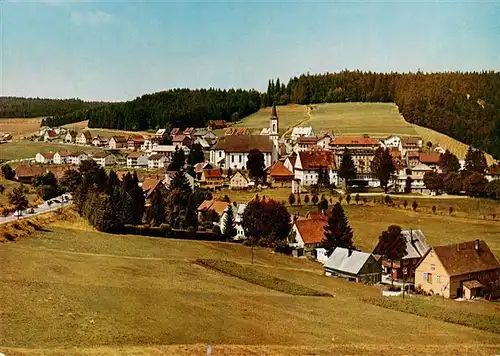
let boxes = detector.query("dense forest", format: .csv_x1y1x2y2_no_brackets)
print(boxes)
264,71,500,158
45,89,262,131
0,97,109,118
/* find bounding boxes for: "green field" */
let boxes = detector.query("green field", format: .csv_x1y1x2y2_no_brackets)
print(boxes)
235,103,496,164
1,218,499,355
0,141,103,162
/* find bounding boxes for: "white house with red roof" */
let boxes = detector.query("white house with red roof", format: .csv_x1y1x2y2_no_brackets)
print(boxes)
294,151,337,186
35,152,54,164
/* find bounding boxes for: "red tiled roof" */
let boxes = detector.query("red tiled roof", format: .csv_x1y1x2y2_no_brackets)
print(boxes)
172,134,190,142
41,152,54,159
141,178,162,194
211,135,273,153
419,153,440,164
298,151,336,170
15,165,46,178
46,130,57,137
204,168,223,179
297,137,318,144
269,161,294,177
431,240,500,277
197,200,228,215
295,219,326,245
127,152,144,159
330,136,380,146
225,127,249,136
128,135,145,143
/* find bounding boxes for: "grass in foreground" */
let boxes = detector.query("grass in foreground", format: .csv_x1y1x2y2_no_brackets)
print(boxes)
364,296,500,334
195,259,332,297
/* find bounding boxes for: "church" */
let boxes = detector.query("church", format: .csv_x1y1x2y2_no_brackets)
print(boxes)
209,105,279,169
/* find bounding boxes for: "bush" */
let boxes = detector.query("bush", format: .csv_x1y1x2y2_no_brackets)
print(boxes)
412,200,418,211
384,195,392,204
274,244,293,255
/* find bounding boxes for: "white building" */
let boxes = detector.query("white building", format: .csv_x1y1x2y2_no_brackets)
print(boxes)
290,126,315,140
220,203,247,240
108,136,128,149
127,152,148,168
294,151,338,186
76,131,92,145
150,145,190,159
210,135,275,169
148,154,167,169
382,135,401,149
64,131,77,143
35,152,54,164
69,152,90,166
92,152,116,167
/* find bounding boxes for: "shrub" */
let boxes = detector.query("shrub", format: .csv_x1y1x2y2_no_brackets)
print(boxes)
403,200,408,209
384,195,392,204
355,194,360,204
432,205,437,214
412,200,418,211
346,194,351,205
449,206,453,215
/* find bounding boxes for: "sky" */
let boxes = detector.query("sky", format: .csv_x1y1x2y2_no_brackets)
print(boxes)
0,1,499,101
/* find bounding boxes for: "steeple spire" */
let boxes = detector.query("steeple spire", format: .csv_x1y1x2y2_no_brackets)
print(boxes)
271,103,278,119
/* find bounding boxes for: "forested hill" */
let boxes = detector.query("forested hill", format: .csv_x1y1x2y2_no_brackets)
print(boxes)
45,89,262,131
0,97,110,118
264,71,500,158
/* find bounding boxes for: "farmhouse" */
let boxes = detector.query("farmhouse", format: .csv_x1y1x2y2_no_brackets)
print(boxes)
399,136,422,155
288,218,326,254
127,135,145,150
210,135,275,169
64,130,78,143
415,240,500,299
208,120,228,130
53,151,74,165
194,162,213,179
419,153,440,171
330,136,381,177
293,137,319,153
290,126,315,140
373,229,430,280
172,134,192,148
197,200,229,221
127,152,148,168
68,152,89,166
108,136,128,149
43,129,57,142
294,151,337,186
35,152,54,164
141,178,167,201
324,248,382,284
92,152,116,167
268,161,294,186
92,135,107,147
14,165,46,183
76,131,92,145
229,171,249,190
382,135,401,148
316,132,333,150
200,169,224,189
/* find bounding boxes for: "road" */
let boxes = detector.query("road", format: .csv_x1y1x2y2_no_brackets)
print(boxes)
0,193,73,225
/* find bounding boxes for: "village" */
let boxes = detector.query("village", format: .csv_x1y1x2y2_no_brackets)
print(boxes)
1,106,498,301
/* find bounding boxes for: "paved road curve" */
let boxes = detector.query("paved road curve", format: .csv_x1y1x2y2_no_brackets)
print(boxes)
0,193,73,225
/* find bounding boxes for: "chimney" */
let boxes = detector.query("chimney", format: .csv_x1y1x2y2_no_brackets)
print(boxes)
475,240,480,254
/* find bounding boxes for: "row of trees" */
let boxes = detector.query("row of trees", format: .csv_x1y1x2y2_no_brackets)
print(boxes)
44,88,262,130
0,97,108,118
266,71,500,158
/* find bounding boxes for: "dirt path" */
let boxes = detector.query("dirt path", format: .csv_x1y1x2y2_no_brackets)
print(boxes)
280,106,313,139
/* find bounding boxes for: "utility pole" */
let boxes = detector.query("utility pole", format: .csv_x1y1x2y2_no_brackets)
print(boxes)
251,240,254,265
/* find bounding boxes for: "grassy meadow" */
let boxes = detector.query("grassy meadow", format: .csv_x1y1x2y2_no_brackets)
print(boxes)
0,118,43,139
0,141,103,162
1,218,499,355
63,121,153,139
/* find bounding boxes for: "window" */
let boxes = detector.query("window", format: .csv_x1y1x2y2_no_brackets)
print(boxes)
219,151,222,158
436,275,441,283
231,155,234,163
430,264,435,271
426,273,432,284
239,155,242,163
402,259,408,265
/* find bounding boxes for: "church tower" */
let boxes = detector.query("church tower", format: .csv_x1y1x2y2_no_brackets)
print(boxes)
269,103,279,144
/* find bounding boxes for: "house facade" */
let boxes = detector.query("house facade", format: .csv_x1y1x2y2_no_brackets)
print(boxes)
108,136,128,149
148,154,167,169
127,152,148,168
294,150,337,186
383,135,401,149
330,136,381,176
229,171,249,190
210,135,275,169
76,131,92,145
293,137,319,153
290,126,315,140
288,218,327,254
200,169,224,189
415,240,500,299
92,152,116,167
127,135,145,150
65,131,77,143
35,152,54,164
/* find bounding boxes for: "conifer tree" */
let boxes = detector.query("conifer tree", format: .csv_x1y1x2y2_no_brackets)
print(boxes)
376,225,407,287
371,147,395,193
171,170,192,194
464,147,487,174
222,205,237,240
439,150,460,173
169,147,186,171
146,187,166,226
338,148,356,187
323,202,354,254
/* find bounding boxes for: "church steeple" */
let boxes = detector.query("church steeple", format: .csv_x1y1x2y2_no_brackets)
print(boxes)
269,103,279,136
271,103,278,119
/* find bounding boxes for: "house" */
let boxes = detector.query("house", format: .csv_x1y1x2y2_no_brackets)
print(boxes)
197,200,230,222
35,152,54,164
290,126,315,140
317,133,333,150
172,134,192,148
92,135,107,147
76,131,92,145
108,136,128,149
53,151,73,165
194,162,213,179
183,127,195,138
43,129,57,142
14,165,46,183
127,152,148,168
150,145,190,159
210,135,275,169
486,165,500,182
419,153,440,171
193,128,217,143
431,144,446,154
399,136,422,155
324,248,382,284
294,150,337,186
200,169,224,189
288,218,326,254
193,136,211,149
64,131,78,143
330,136,381,178
268,161,294,186
127,135,145,150
372,229,430,280
410,163,433,194
154,128,168,142
141,178,167,201
293,137,319,153
170,128,181,138
164,171,195,191
148,154,167,169
284,156,296,173
229,171,249,190
68,152,89,166
415,240,500,299
406,150,420,168
383,135,401,149
92,152,116,167
208,120,229,130
225,127,249,136
220,203,247,240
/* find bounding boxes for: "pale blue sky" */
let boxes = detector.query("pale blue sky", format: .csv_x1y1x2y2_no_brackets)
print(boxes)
1,1,499,101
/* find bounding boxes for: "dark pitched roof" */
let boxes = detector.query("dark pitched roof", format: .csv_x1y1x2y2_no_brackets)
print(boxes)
298,151,336,170
15,165,46,178
148,154,164,160
211,135,273,153
111,135,127,143
80,131,92,139
203,168,223,179
271,103,278,119
331,136,380,146
428,240,500,277
401,137,421,145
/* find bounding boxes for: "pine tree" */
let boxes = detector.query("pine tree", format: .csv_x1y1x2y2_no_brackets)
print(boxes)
464,147,487,174
247,149,265,183
222,205,237,240
169,146,186,171
187,143,205,166
323,202,354,254
338,148,356,187
288,193,295,206
1,164,15,180
60,169,82,192
146,187,166,226
439,150,460,173
371,147,395,193
171,170,192,194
